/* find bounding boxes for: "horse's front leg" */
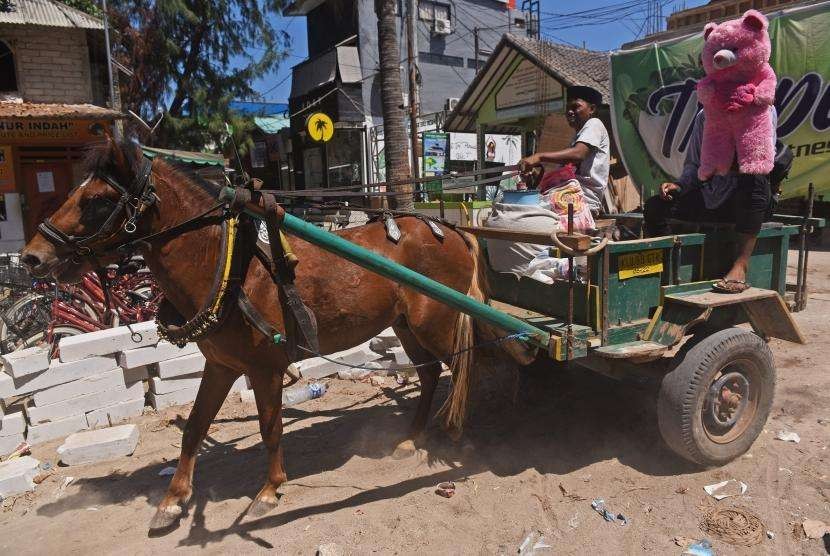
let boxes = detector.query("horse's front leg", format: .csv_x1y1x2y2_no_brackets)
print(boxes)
246,364,288,517
149,361,238,530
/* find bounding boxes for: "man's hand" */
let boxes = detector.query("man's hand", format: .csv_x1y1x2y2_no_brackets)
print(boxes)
519,154,540,173
660,182,681,201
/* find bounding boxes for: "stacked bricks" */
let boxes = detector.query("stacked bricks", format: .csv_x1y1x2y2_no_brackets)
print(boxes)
0,321,252,455
0,24,94,103
0,322,402,455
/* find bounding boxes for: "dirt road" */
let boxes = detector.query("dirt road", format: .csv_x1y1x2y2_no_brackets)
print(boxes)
1,249,829,555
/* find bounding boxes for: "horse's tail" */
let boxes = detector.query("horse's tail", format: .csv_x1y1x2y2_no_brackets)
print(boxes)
438,232,537,431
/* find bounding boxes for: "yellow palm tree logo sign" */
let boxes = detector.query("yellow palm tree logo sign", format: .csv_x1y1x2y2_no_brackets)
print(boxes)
306,112,334,142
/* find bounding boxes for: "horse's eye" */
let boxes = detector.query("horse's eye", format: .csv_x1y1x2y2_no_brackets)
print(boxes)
80,196,117,227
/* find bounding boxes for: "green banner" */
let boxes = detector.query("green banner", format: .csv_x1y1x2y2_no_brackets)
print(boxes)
610,3,830,201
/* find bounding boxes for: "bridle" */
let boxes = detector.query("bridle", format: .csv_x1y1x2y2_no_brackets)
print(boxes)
37,156,157,264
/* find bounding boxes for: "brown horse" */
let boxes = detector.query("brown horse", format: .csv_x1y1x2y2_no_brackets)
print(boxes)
20,138,531,529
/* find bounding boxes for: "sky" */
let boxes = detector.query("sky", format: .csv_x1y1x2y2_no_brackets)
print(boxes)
249,0,711,104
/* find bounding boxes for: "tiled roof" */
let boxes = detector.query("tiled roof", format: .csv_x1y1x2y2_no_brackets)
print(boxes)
506,35,610,102
0,101,122,119
0,0,103,29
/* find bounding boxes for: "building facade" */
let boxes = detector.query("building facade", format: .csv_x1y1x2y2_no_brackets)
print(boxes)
0,0,120,251
666,0,808,32
284,0,524,189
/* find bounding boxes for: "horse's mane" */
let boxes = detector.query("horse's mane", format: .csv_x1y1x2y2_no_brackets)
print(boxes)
82,138,146,179
83,138,221,197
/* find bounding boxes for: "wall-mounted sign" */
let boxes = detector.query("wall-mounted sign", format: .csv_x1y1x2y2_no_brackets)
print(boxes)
0,145,13,193
496,59,564,110
306,112,334,142
0,119,112,144
423,132,448,175
449,133,476,161
484,134,522,165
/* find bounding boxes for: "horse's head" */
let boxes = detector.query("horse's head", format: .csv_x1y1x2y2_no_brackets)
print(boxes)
20,137,154,283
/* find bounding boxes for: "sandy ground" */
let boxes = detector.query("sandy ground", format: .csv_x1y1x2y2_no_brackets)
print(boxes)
1,247,829,555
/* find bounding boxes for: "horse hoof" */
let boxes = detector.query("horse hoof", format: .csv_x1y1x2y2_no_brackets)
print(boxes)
247,497,279,518
148,505,183,530
392,439,417,459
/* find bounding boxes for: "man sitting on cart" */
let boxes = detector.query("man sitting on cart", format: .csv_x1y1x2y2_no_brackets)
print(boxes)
519,85,610,216
643,108,780,294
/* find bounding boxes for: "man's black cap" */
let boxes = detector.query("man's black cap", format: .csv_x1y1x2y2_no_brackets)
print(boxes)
567,85,602,106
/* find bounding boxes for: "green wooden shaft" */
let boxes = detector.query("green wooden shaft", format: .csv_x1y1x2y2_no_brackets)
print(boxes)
221,188,550,348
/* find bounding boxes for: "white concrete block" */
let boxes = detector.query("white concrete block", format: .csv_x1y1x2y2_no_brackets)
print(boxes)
239,389,256,404
0,455,40,498
120,321,160,349
0,409,26,436
0,372,12,399
0,432,24,456
296,343,382,380
57,424,140,465
117,341,200,369
0,398,4,417
230,375,248,392
155,352,206,379
122,365,150,384
26,381,144,424
391,346,412,367
0,345,50,378
59,326,135,362
85,398,145,428
26,414,88,445
10,356,118,396
149,372,202,395
33,368,126,407
369,329,400,354
149,386,198,410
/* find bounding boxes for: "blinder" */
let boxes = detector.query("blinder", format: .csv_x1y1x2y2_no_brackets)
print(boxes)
37,156,156,263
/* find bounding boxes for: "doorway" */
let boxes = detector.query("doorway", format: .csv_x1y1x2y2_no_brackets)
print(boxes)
21,160,73,241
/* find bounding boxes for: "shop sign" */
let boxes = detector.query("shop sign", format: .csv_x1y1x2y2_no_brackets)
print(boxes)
496,59,564,110
0,119,110,143
0,145,13,192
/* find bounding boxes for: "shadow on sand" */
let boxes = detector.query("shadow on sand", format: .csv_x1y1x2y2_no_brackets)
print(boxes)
35,363,698,548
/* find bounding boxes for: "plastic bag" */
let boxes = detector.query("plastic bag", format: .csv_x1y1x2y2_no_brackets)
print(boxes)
540,180,595,232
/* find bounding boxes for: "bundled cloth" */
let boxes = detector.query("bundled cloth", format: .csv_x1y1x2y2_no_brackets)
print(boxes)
482,202,560,274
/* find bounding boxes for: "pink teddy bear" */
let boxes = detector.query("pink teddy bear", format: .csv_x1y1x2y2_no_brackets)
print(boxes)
696,9,777,181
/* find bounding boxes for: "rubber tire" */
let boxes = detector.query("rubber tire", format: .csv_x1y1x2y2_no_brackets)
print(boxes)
657,327,775,467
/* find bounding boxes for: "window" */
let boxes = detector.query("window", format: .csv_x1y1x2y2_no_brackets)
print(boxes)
419,1,450,22
0,41,17,92
252,141,267,168
419,51,464,67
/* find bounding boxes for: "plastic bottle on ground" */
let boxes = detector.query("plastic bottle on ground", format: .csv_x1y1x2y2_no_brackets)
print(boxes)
283,383,327,406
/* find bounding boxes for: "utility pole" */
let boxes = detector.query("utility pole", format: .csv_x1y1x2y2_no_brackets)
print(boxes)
407,0,421,185
101,0,121,139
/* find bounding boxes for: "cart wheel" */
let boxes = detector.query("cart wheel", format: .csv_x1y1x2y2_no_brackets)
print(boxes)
657,327,775,467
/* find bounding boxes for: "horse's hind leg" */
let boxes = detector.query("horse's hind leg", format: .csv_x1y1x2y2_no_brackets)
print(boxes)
150,361,238,530
391,324,442,459
246,364,288,518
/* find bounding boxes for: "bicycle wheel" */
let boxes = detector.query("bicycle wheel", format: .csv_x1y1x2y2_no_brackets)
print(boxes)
0,292,52,353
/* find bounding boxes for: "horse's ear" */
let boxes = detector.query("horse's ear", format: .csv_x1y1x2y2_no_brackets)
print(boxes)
102,126,131,179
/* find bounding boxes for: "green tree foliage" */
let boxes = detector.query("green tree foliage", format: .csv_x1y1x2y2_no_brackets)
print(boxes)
61,0,102,17
109,0,290,151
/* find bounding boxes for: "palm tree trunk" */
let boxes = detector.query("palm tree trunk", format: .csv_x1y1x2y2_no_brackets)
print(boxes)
375,0,413,211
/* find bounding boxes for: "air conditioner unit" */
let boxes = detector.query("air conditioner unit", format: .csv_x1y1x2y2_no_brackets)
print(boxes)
433,18,451,35
445,97,460,112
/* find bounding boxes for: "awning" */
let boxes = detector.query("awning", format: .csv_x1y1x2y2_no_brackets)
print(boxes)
0,101,123,120
290,46,361,99
254,115,290,134
0,0,103,29
141,146,225,167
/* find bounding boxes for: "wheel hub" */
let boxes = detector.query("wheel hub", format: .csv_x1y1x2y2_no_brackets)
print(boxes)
707,371,749,428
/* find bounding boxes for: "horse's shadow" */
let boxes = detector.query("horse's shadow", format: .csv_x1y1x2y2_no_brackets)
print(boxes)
35,365,696,548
